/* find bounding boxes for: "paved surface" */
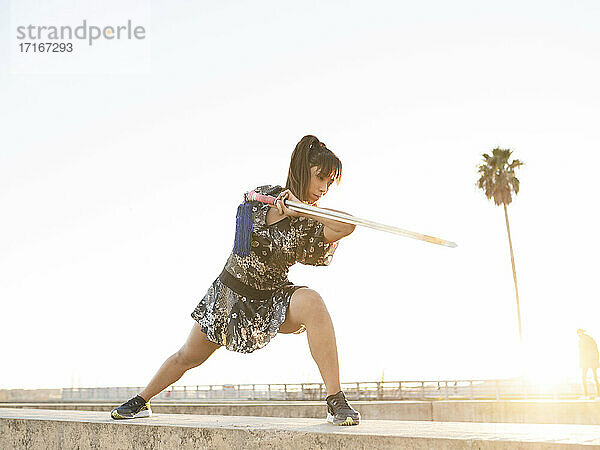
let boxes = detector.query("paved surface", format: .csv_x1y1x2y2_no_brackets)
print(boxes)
2,408,600,449
3,399,600,425
0,400,431,422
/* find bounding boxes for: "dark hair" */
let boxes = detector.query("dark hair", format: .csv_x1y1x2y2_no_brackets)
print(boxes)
285,135,342,202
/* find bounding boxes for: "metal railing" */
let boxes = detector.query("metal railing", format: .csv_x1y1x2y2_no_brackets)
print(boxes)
61,378,587,402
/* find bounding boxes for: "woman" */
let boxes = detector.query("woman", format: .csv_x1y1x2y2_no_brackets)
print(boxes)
111,135,361,426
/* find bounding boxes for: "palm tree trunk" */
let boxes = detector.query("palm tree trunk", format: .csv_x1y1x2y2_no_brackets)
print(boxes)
503,203,522,343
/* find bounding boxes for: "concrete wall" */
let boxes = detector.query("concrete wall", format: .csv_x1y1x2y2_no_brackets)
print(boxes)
0,389,61,402
432,400,600,425
3,408,598,449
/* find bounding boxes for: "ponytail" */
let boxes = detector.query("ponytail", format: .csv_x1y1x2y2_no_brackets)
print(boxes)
286,135,342,202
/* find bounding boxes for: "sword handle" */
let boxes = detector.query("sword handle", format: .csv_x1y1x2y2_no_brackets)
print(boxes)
245,191,277,205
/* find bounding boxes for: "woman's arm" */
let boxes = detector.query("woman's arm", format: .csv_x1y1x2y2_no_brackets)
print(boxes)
272,190,356,243
317,208,356,243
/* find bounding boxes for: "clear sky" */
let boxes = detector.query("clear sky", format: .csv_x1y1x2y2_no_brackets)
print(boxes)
1,0,599,390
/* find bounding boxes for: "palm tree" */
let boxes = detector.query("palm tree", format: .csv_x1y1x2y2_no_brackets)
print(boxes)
477,148,524,343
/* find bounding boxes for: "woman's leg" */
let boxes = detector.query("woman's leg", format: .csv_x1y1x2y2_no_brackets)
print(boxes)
139,322,221,401
278,288,341,396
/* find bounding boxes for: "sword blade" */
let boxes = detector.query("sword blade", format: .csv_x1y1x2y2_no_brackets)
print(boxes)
285,200,457,248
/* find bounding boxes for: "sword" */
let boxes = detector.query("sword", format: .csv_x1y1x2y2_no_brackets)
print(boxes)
245,191,457,248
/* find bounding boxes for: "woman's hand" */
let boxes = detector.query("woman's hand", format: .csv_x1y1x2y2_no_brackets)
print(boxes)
271,189,302,218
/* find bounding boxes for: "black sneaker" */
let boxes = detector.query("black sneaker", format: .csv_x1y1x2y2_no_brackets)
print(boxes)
326,391,360,426
111,395,152,420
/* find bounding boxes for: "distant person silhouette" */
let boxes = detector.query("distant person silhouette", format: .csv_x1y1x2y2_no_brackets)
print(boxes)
577,328,600,399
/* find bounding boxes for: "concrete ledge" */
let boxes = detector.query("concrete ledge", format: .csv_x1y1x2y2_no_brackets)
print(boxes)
3,400,600,424
0,400,431,421
2,408,600,449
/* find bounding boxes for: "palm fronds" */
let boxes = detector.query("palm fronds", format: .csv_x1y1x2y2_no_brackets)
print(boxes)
477,148,524,206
